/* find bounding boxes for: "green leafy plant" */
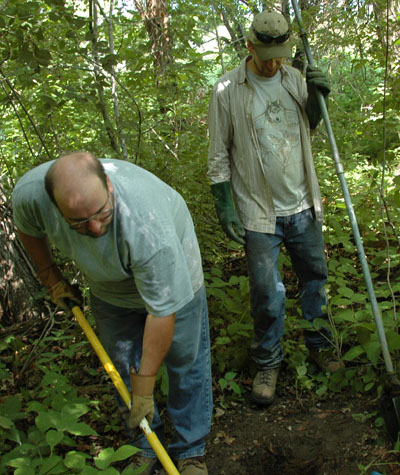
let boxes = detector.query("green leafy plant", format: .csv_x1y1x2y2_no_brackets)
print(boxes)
0,338,140,475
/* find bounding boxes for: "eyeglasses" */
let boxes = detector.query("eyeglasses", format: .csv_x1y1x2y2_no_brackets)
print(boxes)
252,26,290,45
68,193,113,230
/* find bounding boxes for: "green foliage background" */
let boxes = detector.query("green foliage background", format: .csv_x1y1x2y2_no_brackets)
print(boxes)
0,0,399,472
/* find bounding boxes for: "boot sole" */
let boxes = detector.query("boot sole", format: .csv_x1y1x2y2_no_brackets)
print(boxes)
251,392,275,406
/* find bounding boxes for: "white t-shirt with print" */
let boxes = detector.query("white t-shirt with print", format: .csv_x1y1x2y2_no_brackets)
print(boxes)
248,69,312,216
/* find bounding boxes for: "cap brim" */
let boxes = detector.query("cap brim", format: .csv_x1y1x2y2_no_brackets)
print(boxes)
253,41,292,61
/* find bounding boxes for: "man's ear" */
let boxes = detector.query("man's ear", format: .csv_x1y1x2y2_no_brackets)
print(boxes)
106,175,114,193
247,39,255,54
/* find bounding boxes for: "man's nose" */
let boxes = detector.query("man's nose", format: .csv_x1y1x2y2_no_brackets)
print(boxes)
87,218,102,235
265,59,276,69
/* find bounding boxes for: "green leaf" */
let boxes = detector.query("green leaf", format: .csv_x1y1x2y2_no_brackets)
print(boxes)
352,412,368,422
356,326,372,345
5,425,22,444
230,381,241,394
364,382,374,391
61,403,90,419
6,457,32,468
352,293,367,303
214,336,231,345
64,451,88,470
386,331,400,351
330,296,352,306
224,372,236,380
35,412,60,432
15,469,35,475
46,430,64,452
337,287,354,298
112,445,140,462
206,288,226,299
158,364,169,396
0,415,13,429
223,298,244,315
363,340,381,366
0,396,23,419
374,416,385,427
219,378,228,391
62,421,98,437
343,345,365,361
94,447,115,470
296,365,307,377
333,309,355,323
16,442,37,455
81,467,100,475
316,384,328,397
41,371,68,388
101,53,119,72
227,322,252,337
312,317,330,331
26,401,45,413
38,455,62,475
28,427,46,445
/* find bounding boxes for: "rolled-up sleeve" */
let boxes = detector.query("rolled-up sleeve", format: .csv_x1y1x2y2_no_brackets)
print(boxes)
207,79,233,184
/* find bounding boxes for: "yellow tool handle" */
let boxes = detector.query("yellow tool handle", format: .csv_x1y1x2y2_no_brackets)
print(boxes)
71,305,180,475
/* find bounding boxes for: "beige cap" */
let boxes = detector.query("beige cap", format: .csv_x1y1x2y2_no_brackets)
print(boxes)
247,11,292,61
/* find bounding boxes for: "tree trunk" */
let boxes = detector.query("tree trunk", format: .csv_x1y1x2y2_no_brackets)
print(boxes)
89,0,121,156
134,0,174,112
0,180,42,325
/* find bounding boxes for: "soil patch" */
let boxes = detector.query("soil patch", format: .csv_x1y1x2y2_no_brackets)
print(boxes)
205,367,399,475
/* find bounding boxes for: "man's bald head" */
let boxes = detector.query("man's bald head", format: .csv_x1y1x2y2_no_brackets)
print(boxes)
45,152,108,207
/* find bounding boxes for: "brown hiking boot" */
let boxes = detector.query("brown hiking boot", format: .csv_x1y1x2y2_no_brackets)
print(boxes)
251,366,280,405
309,348,344,373
177,456,208,474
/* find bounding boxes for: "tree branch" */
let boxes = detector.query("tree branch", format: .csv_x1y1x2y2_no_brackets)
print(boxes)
0,71,52,160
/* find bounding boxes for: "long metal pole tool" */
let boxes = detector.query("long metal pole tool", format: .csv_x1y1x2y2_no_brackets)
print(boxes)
290,0,395,377
70,304,180,475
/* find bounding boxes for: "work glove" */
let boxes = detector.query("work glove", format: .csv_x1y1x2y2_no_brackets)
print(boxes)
48,279,82,311
305,65,331,129
127,370,156,431
211,181,245,245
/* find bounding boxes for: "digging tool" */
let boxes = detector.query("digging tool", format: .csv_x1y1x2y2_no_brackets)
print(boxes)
68,302,180,474
290,0,400,441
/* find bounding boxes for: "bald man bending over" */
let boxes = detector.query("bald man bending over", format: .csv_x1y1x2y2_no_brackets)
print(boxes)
12,152,212,475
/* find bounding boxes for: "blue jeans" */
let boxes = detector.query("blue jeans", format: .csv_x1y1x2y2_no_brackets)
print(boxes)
90,284,212,460
244,208,330,368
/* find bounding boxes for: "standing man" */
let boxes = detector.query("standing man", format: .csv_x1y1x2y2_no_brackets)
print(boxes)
12,152,211,475
208,11,342,406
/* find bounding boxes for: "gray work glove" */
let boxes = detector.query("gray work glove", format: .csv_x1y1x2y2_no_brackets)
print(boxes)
48,279,82,311
305,65,331,129
127,371,156,431
211,181,245,245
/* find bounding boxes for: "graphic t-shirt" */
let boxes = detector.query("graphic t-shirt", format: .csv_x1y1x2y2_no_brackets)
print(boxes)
248,69,312,216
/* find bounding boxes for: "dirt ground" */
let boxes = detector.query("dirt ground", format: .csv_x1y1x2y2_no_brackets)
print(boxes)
5,321,400,475
204,365,400,475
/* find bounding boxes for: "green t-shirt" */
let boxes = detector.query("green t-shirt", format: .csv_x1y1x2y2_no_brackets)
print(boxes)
12,159,204,316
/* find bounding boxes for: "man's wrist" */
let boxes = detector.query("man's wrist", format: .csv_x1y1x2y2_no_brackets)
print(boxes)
38,263,63,289
130,372,156,396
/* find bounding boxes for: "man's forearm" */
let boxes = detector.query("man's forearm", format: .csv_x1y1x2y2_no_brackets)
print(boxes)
17,230,62,288
139,313,176,376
